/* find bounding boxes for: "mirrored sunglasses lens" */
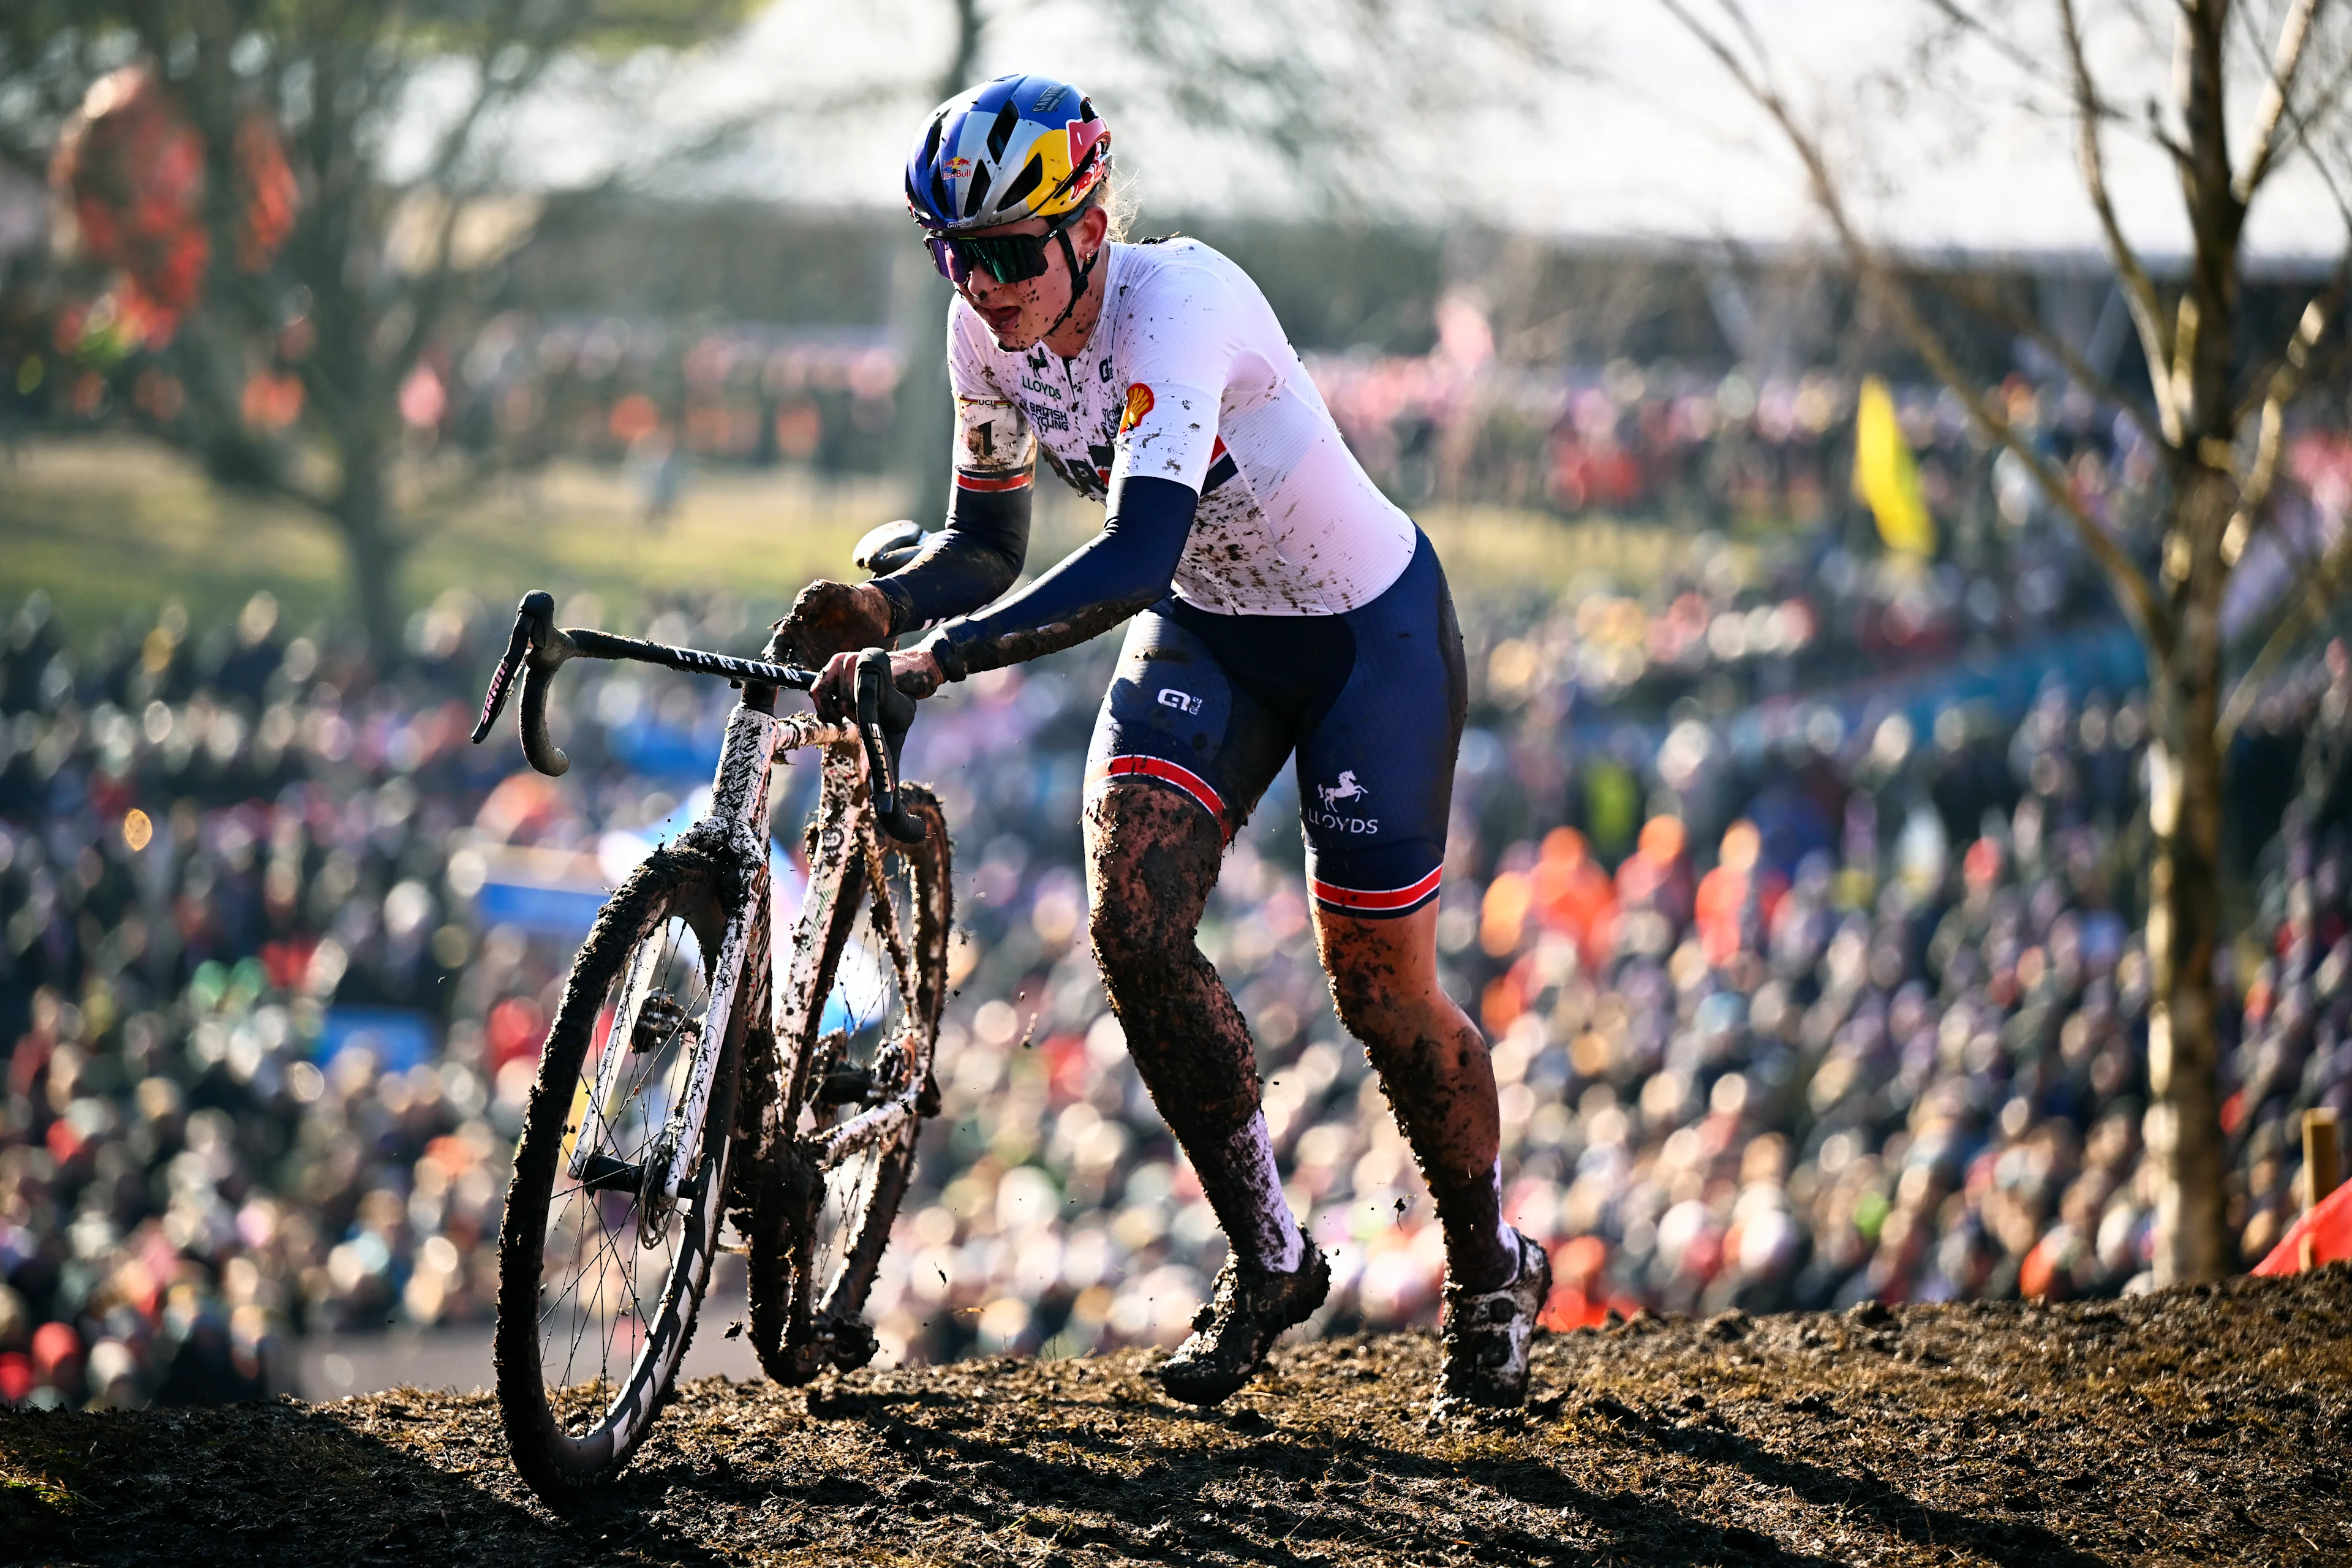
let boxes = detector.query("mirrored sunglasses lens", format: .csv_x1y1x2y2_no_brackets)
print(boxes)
925,237,968,284
971,235,1047,284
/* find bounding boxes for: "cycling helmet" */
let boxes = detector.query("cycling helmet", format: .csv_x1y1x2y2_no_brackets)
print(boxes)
905,74,1110,235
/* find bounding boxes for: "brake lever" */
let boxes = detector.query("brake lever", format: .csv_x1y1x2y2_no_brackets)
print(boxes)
853,649,926,843
470,602,535,745
471,590,576,777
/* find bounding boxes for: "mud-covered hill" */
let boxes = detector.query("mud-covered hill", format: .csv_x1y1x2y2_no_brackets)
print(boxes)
7,1267,2350,1567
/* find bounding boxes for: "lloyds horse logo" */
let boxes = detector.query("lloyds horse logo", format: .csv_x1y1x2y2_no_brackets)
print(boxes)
1317,772,1370,812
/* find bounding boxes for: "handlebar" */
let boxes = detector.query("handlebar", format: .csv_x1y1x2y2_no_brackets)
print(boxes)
470,590,925,842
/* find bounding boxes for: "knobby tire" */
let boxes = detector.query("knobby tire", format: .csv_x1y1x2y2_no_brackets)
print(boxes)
494,843,744,1496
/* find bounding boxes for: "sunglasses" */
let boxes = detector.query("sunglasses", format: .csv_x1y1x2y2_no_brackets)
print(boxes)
924,209,1083,287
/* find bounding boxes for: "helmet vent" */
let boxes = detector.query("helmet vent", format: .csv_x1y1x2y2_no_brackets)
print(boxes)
1000,154,1044,211
985,100,1021,162
920,111,945,171
961,167,989,220
932,170,953,219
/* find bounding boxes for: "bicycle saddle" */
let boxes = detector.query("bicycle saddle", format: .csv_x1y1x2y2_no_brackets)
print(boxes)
853,518,926,576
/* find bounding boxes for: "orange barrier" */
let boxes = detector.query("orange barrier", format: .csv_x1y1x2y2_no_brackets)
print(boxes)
2253,1178,2352,1275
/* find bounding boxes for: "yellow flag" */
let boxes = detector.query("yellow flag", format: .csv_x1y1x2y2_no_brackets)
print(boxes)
1853,376,1936,555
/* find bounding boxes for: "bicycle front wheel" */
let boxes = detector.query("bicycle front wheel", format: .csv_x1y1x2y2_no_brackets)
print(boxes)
494,843,746,1496
748,745,951,1382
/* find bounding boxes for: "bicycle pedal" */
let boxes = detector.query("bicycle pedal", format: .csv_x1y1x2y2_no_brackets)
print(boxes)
578,1153,645,1193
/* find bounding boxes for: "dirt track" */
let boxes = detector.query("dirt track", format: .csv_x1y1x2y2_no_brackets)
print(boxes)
6,1266,2350,1567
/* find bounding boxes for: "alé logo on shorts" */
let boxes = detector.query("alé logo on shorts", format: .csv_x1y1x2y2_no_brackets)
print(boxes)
1156,688,1202,715
1306,771,1378,834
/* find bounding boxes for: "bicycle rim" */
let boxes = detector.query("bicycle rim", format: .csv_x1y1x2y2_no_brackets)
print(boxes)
495,846,741,1494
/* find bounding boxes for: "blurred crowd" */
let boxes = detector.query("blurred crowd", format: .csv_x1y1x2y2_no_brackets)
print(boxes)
3,554,2348,1406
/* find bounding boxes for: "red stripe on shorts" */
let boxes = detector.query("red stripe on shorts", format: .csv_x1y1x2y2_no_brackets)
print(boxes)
1089,755,1229,840
955,469,1033,492
1310,865,1443,914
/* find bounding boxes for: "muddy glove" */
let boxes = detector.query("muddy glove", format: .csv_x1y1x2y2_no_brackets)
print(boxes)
773,579,894,667
813,647,941,725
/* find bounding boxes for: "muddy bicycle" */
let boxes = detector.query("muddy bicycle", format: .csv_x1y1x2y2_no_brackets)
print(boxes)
469,526,951,1498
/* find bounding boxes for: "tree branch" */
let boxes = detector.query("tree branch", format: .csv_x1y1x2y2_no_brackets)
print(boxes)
1912,268,2163,447
2221,521,2352,744
2057,0,2182,445
2220,255,2350,571
1659,0,2175,655
1918,0,2066,92
2236,0,2326,202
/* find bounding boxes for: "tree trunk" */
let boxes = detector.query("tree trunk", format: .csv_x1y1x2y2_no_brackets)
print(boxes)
891,248,956,533
334,443,407,666
2144,500,2233,1284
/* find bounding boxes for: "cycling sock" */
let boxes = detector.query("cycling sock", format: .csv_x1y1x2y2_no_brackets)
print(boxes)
1431,1156,1515,1292
1193,1112,1304,1273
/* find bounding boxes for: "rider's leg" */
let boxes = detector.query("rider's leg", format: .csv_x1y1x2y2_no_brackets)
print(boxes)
1316,900,1516,1292
1084,777,1302,1272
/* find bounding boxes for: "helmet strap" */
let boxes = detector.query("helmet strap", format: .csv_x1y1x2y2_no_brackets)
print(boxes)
1041,221,1102,344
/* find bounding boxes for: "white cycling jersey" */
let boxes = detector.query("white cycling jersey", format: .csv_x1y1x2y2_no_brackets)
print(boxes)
946,238,1416,618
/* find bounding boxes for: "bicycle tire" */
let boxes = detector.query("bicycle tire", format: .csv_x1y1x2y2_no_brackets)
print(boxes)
494,843,746,1495
745,746,951,1384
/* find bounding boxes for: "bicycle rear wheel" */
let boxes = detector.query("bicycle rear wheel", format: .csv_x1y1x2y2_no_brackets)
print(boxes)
747,745,951,1382
494,844,746,1495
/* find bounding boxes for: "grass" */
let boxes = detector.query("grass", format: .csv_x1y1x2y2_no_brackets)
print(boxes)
0,436,896,640
0,434,1715,644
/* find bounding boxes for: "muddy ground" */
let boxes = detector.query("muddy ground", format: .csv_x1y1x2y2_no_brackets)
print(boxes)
5,1266,2349,1567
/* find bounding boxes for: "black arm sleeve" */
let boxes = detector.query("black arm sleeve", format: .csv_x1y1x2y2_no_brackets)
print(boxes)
920,474,1198,681
869,480,1032,636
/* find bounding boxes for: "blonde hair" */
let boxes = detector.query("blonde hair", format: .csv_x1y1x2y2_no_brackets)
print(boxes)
1093,165,1137,244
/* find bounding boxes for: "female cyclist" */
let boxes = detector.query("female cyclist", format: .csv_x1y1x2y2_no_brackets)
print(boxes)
780,72,1548,1414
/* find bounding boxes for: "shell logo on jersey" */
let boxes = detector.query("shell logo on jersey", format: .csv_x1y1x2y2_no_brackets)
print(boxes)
1120,383,1155,434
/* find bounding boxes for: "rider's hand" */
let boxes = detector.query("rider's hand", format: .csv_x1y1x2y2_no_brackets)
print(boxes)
813,648,943,724
773,580,892,667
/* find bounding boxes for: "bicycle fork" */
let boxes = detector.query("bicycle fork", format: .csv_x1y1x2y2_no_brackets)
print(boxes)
568,699,787,1217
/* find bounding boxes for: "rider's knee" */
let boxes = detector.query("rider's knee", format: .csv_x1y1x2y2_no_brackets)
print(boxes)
1087,886,1164,980
1082,783,1219,963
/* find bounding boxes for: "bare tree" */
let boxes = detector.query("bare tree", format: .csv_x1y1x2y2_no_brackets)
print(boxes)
1660,0,2352,1283
4,1,754,661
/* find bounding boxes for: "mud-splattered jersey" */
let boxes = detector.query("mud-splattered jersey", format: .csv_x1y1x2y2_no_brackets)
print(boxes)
946,238,1415,617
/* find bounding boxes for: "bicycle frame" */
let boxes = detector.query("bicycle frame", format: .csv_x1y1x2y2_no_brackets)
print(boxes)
775,747,932,1174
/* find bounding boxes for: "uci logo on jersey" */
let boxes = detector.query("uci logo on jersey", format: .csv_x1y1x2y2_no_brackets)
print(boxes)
1156,688,1202,715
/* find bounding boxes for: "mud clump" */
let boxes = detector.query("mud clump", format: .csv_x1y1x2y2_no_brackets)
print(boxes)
6,1267,2350,1566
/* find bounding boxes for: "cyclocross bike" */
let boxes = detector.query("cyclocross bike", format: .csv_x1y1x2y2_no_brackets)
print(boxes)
471,523,951,1498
